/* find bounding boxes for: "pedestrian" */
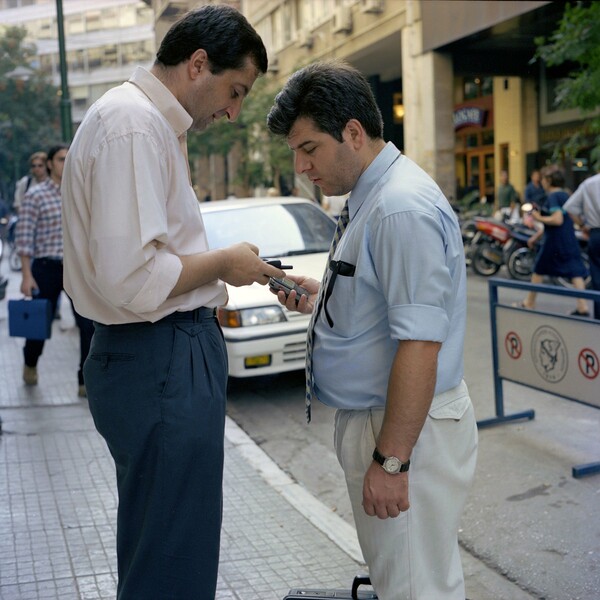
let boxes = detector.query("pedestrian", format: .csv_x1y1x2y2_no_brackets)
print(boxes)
518,165,589,315
524,168,546,207
266,60,478,600
496,169,520,220
14,145,94,395
13,151,48,210
564,171,600,319
61,5,283,599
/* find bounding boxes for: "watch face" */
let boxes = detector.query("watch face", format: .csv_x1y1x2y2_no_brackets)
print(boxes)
384,457,401,474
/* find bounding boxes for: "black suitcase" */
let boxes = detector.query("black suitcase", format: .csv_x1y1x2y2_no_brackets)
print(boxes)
284,574,377,599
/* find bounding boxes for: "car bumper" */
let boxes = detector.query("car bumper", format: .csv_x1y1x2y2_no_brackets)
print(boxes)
222,323,308,378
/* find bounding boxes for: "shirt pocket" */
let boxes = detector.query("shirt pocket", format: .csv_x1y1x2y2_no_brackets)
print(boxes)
321,259,357,336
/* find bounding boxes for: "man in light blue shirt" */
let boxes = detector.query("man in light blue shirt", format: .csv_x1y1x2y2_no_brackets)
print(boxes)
267,61,478,599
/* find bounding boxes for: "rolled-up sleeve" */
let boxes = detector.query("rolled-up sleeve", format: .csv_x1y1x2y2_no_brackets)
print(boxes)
88,132,182,313
371,208,452,342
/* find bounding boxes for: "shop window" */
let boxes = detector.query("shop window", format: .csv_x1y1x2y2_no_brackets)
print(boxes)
481,130,494,146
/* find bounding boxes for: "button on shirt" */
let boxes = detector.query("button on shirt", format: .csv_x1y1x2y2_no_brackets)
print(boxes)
564,173,600,229
62,67,227,325
312,143,467,410
15,178,63,259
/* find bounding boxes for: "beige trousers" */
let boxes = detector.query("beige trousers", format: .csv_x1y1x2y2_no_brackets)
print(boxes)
334,381,478,600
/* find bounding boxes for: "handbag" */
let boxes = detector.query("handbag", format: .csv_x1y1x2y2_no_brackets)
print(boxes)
8,298,53,340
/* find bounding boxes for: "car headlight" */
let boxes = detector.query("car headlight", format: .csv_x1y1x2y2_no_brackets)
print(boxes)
217,306,286,327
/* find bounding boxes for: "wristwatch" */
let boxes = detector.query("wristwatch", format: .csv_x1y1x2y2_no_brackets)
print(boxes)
372,448,410,474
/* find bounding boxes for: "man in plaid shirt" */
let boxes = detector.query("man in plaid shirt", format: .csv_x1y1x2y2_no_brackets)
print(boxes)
15,145,94,395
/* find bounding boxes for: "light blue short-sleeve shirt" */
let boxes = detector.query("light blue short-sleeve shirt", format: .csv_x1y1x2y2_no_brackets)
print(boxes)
312,143,467,410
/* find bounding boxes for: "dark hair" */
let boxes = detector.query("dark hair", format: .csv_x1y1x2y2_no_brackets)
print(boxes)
540,165,565,188
155,4,268,75
267,60,383,142
46,144,68,175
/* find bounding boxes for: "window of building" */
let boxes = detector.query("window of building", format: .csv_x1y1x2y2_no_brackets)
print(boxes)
122,40,154,65
463,76,493,100
87,11,102,32
67,49,85,72
101,7,119,29
66,13,84,35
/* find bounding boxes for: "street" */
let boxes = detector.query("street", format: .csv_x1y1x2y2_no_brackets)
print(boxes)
226,269,600,600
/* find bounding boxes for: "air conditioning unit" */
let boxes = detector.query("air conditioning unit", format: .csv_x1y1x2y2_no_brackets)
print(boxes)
332,6,353,35
360,0,384,14
298,29,314,49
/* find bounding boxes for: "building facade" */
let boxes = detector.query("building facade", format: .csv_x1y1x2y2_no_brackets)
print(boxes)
0,0,155,124
111,0,596,201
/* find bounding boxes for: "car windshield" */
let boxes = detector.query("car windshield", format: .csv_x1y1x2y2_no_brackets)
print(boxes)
201,202,336,257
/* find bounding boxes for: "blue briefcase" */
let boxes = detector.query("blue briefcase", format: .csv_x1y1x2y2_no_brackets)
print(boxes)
8,298,53,340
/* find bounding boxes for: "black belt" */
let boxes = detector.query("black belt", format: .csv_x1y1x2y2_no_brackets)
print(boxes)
37,256,63,264
161,307,217,323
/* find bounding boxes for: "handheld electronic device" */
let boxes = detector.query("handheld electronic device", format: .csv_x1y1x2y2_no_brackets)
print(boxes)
269,277,309,304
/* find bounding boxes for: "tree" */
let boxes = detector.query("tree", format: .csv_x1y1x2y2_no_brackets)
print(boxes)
188,76,294,196
535,1,600,168
0,26,61,203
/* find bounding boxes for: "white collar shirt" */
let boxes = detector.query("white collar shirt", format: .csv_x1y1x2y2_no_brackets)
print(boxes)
62,66,227,324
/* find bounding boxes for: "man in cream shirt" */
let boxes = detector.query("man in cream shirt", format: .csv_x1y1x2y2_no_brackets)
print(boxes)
61,6,283,599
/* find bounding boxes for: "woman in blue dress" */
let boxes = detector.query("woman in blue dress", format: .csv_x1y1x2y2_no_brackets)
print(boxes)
520,165,589,315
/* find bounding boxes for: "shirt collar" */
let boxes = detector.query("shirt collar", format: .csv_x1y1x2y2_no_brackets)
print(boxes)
128,66,193,137
348,142,401,219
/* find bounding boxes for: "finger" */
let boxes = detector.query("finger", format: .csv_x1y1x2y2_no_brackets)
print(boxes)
362,500,375,517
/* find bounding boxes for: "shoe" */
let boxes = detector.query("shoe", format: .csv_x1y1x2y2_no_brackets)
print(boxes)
570,309,590,317
78,384,87,398
513,301,534,310
23,365,38,386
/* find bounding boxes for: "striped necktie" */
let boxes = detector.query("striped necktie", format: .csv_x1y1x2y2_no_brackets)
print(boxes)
305,199,350,422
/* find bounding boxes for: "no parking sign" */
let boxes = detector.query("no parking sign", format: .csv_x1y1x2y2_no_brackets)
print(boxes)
496,308,600,409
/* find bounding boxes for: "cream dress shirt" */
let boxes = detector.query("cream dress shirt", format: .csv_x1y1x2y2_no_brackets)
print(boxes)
62,67,227,324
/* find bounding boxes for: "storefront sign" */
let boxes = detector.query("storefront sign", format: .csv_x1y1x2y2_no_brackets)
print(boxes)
453,106,486,130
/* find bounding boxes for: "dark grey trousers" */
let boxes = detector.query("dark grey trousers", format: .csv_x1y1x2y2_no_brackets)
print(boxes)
84,309,227,600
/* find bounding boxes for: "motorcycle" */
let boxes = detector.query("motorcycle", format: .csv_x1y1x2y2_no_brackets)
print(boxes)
468,210,540,278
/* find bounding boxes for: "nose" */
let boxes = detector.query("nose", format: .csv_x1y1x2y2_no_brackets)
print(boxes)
294,152,311,175
226,97,244,122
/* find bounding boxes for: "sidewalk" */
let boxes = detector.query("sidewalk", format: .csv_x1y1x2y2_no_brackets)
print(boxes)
0,267,536,600
0,269,368,600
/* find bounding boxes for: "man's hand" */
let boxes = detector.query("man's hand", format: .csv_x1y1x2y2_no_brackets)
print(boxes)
220,242,285,287
362,461,409,519
270,274,320,315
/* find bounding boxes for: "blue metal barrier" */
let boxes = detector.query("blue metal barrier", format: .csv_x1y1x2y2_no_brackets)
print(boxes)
480,278,600,478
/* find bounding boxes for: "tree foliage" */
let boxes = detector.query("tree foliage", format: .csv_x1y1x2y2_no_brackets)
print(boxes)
188,76,294,193
0,26,61,202
535,1,600,167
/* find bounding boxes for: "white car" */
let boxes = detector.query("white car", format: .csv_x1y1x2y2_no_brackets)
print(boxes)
200,197,335,378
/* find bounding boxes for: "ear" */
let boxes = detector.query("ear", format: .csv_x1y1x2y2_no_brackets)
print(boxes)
188,49,209,80
343,119,365,150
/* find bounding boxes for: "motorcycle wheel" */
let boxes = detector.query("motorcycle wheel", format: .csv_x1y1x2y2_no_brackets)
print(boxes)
471,244,501,276
553,252,592,289
507,246,535,281
9,247,21,272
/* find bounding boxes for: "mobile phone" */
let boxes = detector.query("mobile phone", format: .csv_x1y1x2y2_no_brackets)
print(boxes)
269,277,309,304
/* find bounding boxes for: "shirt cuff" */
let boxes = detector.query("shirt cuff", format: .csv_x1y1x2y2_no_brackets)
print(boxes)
126,252,182,314
389,304,450,342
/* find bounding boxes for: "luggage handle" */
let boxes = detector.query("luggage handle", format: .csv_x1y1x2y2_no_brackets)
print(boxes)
351,574,372,599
